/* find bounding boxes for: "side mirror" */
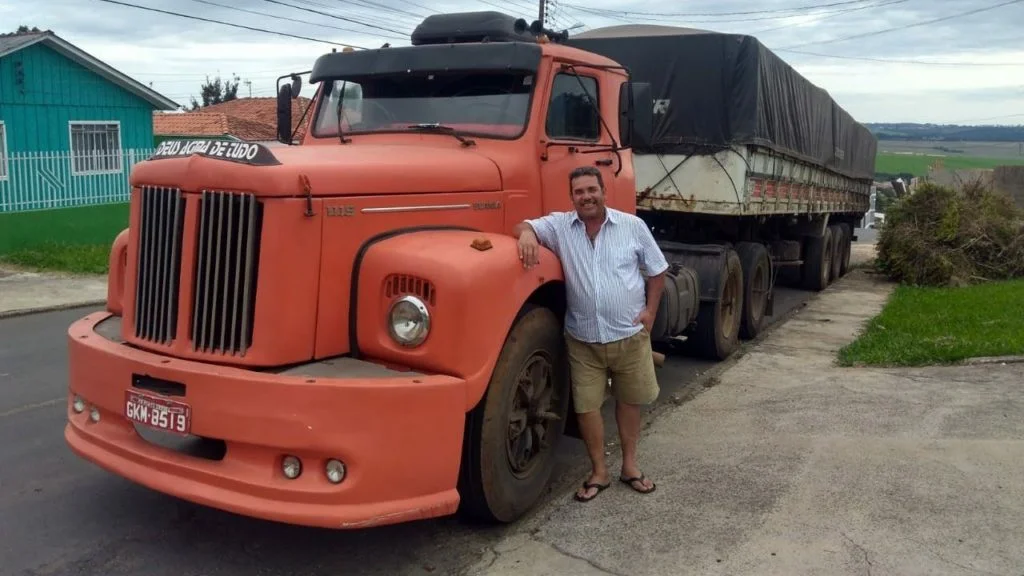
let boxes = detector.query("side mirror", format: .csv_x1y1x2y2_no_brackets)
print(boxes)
276,74,301,144
619,81,653,149
277,83,293,144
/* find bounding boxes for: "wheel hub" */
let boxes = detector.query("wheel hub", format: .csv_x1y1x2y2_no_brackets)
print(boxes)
506,353,556,477
750,265,768,319
721,267,741,339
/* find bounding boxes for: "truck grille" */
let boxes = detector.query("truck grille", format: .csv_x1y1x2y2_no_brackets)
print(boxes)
133,186,185,345
190,190,263,356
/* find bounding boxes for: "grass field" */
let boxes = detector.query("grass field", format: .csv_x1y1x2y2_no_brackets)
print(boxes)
0,203,128,274
838,279,1024,367
875,152,1024,178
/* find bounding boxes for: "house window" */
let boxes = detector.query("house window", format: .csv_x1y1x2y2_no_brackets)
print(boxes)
69,121,122,174
0,121,8,181
545,73,600,141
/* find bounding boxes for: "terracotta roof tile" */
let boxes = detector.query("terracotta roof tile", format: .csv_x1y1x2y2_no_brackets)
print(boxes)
153,96,315,141
200,96,313,136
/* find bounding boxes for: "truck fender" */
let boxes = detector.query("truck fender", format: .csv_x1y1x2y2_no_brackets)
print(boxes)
353,229,565,411
106,229,130,316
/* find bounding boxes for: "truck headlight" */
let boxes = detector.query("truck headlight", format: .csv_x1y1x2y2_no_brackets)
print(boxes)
388,295,430,347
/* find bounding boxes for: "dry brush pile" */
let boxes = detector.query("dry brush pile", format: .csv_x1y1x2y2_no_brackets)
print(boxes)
875,181,1024,286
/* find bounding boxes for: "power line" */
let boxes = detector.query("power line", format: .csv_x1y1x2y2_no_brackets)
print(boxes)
564,0,903,25
777,48,1024,66
287,0,421,31
395,0,436,13
751,0,907,34
262,0,410,36
562,0,881,19
188,0,406,40
777,0,1024,49
91,0,369,49
951,112,1024,123
331,0,429,20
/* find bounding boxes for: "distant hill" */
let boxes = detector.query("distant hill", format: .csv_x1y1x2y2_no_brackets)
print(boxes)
866,123,1024,142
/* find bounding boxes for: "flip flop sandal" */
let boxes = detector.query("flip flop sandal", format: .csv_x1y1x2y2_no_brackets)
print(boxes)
574,481,611,502
620,474,656,494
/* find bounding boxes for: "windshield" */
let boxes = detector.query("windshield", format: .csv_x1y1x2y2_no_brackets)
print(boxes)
312,70,535,140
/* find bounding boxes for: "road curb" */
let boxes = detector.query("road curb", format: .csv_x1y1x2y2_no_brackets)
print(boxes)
961,355,1024,366
0,300,106,320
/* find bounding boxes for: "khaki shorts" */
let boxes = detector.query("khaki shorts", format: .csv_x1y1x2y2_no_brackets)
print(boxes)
565,329,659,413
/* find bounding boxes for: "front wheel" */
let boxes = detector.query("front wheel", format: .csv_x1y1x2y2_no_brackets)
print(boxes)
457,305,570,524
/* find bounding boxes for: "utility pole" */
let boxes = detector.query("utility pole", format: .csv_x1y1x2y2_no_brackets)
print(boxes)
244,79,252,98
538,0,545,27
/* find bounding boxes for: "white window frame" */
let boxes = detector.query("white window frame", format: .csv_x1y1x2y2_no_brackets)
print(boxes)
0,121,8,181
68,120,122,175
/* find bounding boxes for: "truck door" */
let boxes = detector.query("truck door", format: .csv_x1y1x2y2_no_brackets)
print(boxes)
538,65,625,214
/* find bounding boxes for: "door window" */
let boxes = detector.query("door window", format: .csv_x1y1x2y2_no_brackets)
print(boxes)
545,73,600,141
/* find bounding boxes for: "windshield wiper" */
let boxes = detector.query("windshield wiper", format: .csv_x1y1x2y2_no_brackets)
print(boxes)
406,123,476,147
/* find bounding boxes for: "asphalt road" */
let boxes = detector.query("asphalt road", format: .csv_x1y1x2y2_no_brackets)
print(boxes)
0,238,859,576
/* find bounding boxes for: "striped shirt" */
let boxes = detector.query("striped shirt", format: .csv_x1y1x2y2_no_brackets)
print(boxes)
526,207,669,344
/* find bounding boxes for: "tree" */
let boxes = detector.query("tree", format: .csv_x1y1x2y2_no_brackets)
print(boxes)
190,74,240,110
15,25,42,33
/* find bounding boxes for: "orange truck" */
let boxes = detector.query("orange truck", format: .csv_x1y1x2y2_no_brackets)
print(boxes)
65,12,875,529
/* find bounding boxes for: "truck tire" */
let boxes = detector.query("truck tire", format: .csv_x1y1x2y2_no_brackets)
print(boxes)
829,224,844,282
736,242,770,340
801,227,833,292
457,305,570,524
838,223,852,277
691,248,743,360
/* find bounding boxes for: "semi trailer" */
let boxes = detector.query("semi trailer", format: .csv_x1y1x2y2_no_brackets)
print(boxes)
64,11,876,529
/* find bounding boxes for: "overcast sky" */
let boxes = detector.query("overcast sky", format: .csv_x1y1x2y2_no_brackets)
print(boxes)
4,0,1023,124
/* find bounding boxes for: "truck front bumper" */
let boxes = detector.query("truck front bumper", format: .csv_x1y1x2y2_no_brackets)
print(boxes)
65,312,466,529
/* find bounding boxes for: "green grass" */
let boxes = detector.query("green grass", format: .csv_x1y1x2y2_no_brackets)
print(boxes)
0,203,127,274
839,279,1024,367
875,152,1024,178
1,243,112,274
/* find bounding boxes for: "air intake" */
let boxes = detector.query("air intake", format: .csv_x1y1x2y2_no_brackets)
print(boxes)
385,274,436,306
190,190,263,356
411,11,535,45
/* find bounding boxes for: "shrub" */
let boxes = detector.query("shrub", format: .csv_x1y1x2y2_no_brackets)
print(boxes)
875,181,1024,286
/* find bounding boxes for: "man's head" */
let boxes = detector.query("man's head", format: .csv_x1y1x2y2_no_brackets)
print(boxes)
569,166,606,221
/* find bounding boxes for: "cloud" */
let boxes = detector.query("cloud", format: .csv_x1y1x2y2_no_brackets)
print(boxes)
5,0,1023,123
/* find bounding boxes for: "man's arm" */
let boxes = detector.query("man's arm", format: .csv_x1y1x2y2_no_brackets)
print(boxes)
514,215,559,268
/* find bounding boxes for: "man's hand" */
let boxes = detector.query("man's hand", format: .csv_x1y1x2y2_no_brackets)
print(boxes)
518,227,541,269
634,306,655,333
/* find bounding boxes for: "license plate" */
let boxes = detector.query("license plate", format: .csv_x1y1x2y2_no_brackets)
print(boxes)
125,389,191,435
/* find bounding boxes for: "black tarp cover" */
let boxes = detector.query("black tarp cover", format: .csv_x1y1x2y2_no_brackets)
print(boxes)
565,26,877,181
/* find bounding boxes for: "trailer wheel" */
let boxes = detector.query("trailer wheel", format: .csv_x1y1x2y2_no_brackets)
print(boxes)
838,223,852,277
457,305,569,524
691,248,743,360
736,242,770,340
829,224,844,282
801,227,833,292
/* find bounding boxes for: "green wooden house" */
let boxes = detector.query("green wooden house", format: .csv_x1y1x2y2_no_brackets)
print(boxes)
0,30,178,212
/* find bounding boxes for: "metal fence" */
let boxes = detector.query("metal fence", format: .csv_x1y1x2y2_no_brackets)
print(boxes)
0,148,155,213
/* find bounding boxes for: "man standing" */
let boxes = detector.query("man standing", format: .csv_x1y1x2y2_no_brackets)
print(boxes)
513,166,668,502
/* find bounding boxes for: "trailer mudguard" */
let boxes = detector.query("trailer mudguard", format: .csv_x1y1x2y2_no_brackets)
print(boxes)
658,241,731,303
352,229,565,411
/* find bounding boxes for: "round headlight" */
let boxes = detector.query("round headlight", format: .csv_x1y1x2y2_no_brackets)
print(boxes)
388,295,430,347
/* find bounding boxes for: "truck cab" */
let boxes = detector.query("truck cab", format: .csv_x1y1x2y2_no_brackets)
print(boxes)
65,11,655,529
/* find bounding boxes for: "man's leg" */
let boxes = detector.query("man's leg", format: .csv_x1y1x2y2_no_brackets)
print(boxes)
608,329,659,493
565,335,611,501
615,400,646,484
